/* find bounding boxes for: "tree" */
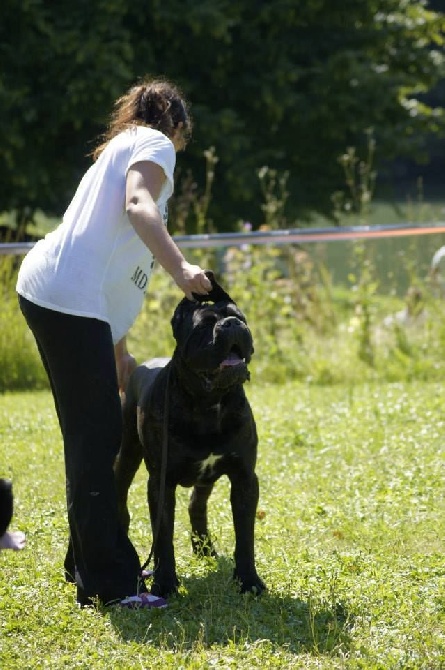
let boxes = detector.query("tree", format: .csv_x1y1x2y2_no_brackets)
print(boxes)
0,0,133,234
0,0,444,235
145,0,444,226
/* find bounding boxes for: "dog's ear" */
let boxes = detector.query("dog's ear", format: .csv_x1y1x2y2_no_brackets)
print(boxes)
192,271,234,305
171,297,195,342
172,272,235,342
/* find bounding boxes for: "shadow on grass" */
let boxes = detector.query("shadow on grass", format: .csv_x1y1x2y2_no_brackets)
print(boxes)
107,557,352,657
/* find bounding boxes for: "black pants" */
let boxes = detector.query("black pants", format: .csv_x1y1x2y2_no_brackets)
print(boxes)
18,295,144,605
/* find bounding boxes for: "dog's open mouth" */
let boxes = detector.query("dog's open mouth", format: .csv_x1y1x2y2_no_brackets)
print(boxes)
219,348,245,369
197,345,251,391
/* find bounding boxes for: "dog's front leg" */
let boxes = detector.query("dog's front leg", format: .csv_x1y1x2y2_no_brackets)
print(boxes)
229,472,266,595
189,484,217,557
147,476,179,597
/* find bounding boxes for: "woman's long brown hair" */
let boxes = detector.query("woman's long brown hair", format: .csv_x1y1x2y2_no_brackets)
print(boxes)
92,77,192,161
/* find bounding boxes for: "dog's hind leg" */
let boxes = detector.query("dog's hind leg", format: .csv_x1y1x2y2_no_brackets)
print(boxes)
114,402,143,533
114,439,143,533
188,484,218,557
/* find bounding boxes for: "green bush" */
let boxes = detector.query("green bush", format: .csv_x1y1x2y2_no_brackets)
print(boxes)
0,258,48,391
2,245,445,392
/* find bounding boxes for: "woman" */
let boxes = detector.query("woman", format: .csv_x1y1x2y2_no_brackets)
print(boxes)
16,77,212,608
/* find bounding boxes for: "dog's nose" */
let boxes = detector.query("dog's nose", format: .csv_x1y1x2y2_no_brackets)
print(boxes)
220,317,240,329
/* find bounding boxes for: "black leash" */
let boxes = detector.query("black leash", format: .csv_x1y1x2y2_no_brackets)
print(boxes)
141,367,170,573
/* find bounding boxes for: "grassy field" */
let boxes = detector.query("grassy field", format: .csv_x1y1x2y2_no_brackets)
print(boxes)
1,381,444,669
1,196,445,668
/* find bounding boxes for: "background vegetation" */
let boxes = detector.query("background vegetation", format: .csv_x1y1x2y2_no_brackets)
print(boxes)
2,216,445,393
1,0,444,233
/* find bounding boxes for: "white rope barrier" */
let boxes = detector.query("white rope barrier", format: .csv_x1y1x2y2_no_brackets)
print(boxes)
1,222,445,255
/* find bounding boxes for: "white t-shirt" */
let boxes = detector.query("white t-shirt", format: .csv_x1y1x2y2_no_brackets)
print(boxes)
16,126,175,343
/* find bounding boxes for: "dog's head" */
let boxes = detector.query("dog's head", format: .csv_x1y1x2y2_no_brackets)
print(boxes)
171,272,253,393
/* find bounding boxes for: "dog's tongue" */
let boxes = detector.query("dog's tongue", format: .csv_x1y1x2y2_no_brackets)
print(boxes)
220,352,243,368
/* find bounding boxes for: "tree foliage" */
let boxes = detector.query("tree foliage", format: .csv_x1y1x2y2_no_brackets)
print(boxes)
0,0,444,233
0,0,133,232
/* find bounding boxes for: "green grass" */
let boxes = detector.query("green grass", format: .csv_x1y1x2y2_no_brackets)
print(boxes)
1,381,444,669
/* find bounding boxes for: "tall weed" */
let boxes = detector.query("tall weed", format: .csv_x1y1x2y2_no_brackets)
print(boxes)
3,247,445,391
0,258,48,391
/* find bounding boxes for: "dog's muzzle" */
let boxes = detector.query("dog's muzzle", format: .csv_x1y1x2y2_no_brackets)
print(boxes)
214,317,253,365
194,317,252,390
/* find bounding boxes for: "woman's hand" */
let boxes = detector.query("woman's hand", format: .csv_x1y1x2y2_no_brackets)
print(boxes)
173,262,212,300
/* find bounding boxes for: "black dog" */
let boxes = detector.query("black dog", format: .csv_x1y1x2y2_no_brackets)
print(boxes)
114,273,266,598
0,478,26,551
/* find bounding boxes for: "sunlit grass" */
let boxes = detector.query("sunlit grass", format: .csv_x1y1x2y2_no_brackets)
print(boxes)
1,382,444,669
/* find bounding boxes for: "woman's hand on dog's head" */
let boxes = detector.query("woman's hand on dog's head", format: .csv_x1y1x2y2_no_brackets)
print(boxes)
174,262,212,300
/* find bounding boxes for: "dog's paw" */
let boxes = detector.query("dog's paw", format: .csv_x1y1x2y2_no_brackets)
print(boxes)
233,569,267,596
151,572,180,598
191,534,218,559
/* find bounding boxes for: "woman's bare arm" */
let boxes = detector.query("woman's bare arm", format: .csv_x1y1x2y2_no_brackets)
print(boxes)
126,161,211,299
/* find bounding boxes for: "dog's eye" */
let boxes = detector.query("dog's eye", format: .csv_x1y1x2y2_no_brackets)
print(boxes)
200,315,217,327
227,306,247,323
196,309,218,327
